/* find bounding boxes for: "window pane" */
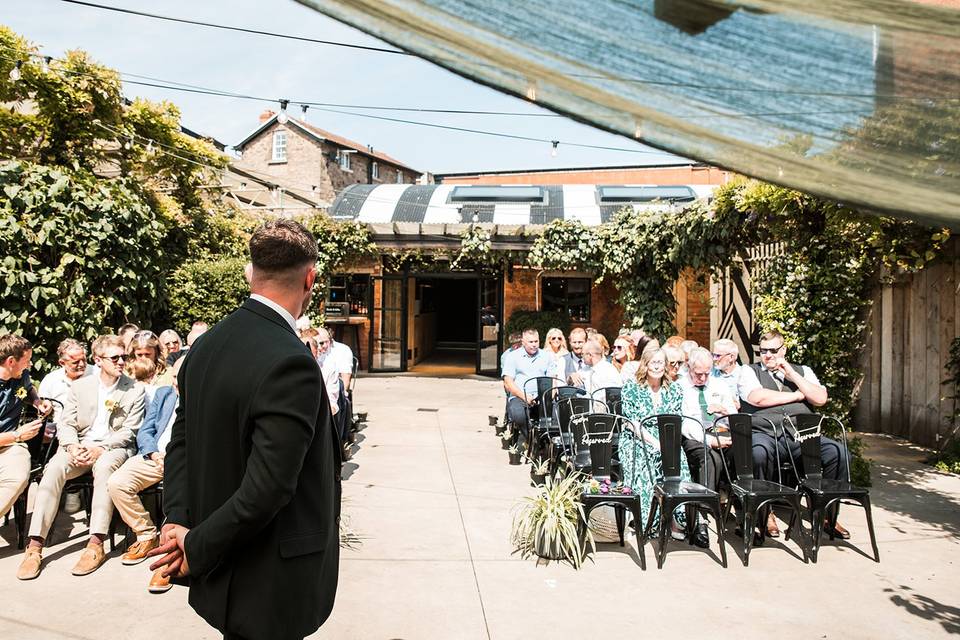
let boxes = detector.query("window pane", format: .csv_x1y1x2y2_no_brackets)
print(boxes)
541,277,591,323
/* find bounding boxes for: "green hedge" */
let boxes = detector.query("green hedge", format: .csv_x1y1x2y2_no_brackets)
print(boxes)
0,161,167,372
504,309,571,349
166,256,248,334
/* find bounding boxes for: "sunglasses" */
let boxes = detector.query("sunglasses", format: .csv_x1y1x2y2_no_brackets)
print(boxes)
317,340,331,346
104,354,126,363
759,344,784,355
549,337,562,341
667,360,681,367
613,345,627,351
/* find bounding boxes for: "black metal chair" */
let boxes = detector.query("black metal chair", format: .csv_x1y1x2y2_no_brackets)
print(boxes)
575,412,646,570
719,414,808,566
555,396,609,474
784,414,879,563
521,376,562,457
638,413,728,569
591,386,623,416
7,399,61,549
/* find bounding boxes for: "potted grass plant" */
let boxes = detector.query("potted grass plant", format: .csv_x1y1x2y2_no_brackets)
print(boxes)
528,456,551,485
495,421,507,436
511,472,594,568
500,429,512,450
508,445,522,465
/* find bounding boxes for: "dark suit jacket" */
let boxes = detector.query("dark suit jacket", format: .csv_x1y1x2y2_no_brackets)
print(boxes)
164,298,341,640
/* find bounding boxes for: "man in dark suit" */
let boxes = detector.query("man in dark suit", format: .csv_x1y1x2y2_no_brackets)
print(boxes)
150,219,341,640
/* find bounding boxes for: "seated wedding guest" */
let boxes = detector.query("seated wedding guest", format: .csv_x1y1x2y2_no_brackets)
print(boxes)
303,336,339,420
665,335,684,348
316,327,354,392
159,329,183,366
575,339,622,394
563,328,587,386
185,321,209,348
18,335,145,580
118,323,139,349
127,331,173,387
629,329,645,348
595,333,611,360
620,348,692,541
544,328,568,371
678,347,736,547
0,335,50,522
128,358,158,406
502,328,556,437
499,332,522,379
711,338,742,410
740,330,850,538
38,338,95,431
663,344,685,382
611,335,639,383
107,357,185,593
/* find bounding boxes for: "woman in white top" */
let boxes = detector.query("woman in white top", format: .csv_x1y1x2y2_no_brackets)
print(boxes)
612,335,639,382
543,327,568,371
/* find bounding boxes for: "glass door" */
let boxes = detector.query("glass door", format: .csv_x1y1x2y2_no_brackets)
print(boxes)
476,274,502,376
369,275,406,372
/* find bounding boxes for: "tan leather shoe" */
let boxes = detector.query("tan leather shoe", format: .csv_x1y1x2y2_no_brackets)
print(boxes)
16,547,42,581
122,537,159,565
148,569,172,594
71,544,106,576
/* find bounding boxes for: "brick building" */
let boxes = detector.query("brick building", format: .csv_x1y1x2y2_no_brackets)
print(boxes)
325,166,730,376
232,110,421,210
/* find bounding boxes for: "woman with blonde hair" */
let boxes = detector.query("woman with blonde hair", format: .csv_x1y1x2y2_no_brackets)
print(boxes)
620,348,694,540
126,331,173,386
611,335,639,382
543,327,568,370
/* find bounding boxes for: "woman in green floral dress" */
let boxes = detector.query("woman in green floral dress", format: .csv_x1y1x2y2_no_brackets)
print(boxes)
620,348,693,538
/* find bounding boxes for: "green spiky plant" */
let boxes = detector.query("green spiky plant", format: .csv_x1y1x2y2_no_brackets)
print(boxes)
511,472,594,568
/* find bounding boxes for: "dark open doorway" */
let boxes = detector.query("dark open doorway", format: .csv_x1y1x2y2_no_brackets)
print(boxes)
409,275,478,375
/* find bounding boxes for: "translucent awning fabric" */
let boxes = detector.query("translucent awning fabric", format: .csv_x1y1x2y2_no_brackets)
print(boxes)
296,0,960,228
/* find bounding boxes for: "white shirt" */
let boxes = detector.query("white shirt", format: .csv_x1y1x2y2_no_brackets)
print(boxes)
155,397,179,454
738,365,821,404
38,366,94,425
250,294,298,334
678,375,737,441
318,340,354,375
620,361,640,385
582,359,623,395
139,382,158,408
84,377,120,444
320,360,341,416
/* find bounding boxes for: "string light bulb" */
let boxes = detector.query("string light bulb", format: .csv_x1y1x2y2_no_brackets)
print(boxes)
301,104,309,121
550,140,559,157
123,135,133,150
42,56,52,73
277,99,289,124
8,61,22,82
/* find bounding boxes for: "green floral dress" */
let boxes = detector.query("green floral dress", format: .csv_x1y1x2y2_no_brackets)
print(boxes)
620,379,692,528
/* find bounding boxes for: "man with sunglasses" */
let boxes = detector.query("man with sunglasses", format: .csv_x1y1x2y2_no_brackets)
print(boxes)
19,334,145,580
740,329,850,538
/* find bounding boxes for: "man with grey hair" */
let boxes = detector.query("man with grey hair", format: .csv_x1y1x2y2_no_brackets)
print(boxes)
574,339,622,394
678,346,736,548
38,338,95,429
710,338,742,410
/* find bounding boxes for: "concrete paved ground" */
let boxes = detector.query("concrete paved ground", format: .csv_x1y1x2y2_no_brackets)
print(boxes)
1,376,958,639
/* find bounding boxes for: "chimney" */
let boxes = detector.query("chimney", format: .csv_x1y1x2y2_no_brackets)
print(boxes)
367,145,374,154
259,109,276,124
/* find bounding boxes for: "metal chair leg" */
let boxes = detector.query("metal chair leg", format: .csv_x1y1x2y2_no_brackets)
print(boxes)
615,505,625,547
861,495,880,563
633,501,646,571
808,506,824,563
742,508,755,567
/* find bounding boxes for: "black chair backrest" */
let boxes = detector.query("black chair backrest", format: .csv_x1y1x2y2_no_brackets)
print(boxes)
541,384,582,420
791,413,825,480
725,413,755,481
522,376,556,404
581,413,620,480
636,414,685,481
558,396,607,463
592,387,623,416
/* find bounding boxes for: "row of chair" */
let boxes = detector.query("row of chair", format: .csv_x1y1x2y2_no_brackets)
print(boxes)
506,376,879,568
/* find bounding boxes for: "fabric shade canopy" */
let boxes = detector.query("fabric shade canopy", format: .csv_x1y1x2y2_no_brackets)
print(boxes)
296,0,960,228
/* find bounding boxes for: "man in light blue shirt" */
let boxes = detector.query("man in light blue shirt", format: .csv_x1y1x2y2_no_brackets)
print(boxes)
502,329,557,435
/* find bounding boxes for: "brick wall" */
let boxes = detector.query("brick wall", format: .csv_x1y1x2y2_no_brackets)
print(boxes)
239,121,420,204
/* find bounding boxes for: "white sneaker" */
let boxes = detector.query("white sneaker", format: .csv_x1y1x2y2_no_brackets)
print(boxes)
64,493,81,514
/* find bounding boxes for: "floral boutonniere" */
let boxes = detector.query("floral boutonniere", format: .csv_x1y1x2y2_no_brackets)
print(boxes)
16,387,27,400
104,398,118,413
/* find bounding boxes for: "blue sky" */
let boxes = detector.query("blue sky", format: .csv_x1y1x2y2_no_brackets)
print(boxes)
4,0,684,174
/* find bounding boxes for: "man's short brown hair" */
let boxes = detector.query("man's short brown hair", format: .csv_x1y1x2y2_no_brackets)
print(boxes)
759,329,784,344
249,219,318,274
91,334,125,358
0,334,32,362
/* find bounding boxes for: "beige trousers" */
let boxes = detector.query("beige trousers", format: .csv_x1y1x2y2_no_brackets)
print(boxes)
28,447,130,539
107,455,163,541
0,443,30,519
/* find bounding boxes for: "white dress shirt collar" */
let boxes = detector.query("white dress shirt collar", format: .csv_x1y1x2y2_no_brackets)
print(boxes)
250,294,298,334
